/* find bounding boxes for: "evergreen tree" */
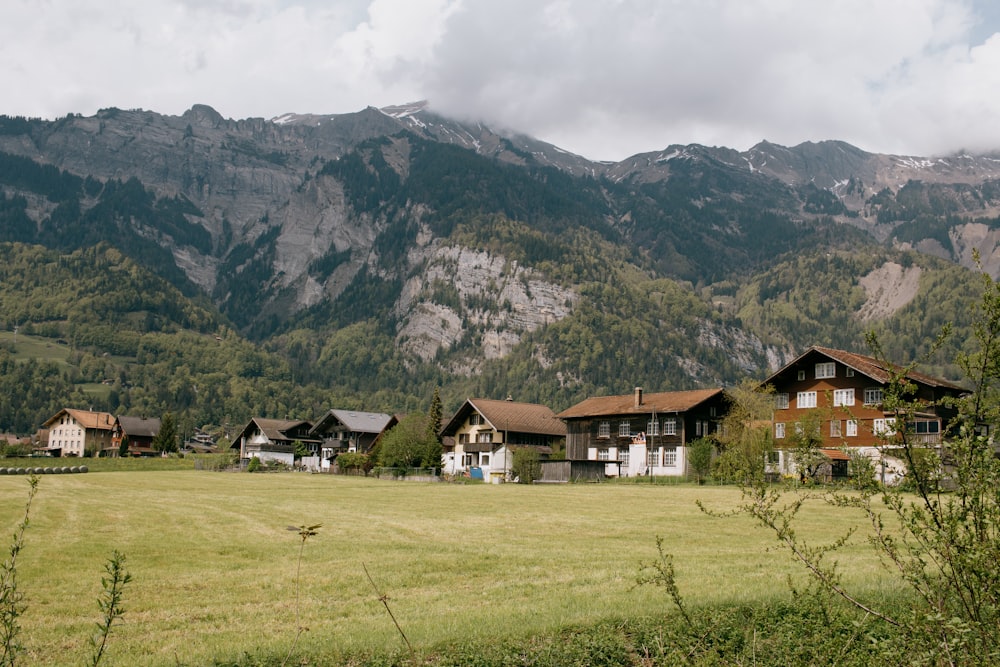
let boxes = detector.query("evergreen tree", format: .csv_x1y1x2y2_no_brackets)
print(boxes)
152,412,178,453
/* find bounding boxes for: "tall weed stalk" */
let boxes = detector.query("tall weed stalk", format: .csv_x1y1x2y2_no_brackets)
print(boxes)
0,476,37,667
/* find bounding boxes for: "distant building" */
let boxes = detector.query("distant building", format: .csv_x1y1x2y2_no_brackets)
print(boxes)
310,409,397,471
762,345,969,483
440,398,565,482
557,387,726,478
110,416,161,457
40,409,115,457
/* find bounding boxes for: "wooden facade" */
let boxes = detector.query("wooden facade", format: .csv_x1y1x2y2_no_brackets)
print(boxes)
557,387,726,478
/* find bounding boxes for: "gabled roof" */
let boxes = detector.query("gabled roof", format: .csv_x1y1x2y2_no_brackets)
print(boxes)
310,409,394,436
763,346,967,392
441,398,565,437
42,408,116,431
115,416,161,438
557,388,725,419
236,417,321,445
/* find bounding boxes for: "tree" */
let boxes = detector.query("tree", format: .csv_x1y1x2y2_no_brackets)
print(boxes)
712,380,775,484
511,447,541,483
687,437,713,485
377,413,438,470
152,412,178,453
426,387,442,443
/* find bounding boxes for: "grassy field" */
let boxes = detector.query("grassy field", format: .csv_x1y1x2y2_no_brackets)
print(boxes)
0,471,899,666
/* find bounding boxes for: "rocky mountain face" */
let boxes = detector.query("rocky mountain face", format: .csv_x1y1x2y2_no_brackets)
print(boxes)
1,102,999,396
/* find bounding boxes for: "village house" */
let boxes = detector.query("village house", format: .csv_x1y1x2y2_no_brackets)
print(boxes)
232,417,323,468
309,409,397,471
557,387,727,478
439,397,566,482
762,345,969,483
40,408,115,457
109,416,161,457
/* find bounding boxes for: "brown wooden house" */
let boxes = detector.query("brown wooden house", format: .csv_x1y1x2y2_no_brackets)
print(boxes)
557,387,727,478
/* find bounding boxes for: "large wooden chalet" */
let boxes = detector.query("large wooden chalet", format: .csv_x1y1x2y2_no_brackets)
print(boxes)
557,387,726,478
762,346,968,482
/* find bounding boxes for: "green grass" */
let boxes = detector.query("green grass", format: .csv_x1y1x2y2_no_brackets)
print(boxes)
0,331,72,365
0,472,901,666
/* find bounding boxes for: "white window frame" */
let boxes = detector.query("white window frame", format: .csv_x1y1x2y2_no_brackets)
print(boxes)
647,419,659,436
846,420,858,437
797,391,817,409
663,418,677,436
816,362,836,379
597,448,610,461
864,388,884,406
873,418,897,437
830,420,842,437
598,421,610,438
833,388,855,407
646,447,660,466
774,422,786,439
663,447,677,466
775,393,789,410
618,448,630,466
476,431,492,443
619,421,632,438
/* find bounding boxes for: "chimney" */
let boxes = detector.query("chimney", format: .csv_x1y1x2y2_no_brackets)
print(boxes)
634,387,643,408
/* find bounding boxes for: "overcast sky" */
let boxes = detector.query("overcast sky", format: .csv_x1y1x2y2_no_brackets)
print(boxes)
3,0,999,162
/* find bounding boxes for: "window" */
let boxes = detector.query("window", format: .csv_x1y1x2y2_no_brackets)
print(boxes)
833,388,855,407
846,420,858,437
619,448,630,466
470,413,482,426
873,418,896,437
696,420,705,436
647,448,660,466
619,421,632,437
462,454,474,466
864,388,884,406
647,419,659,436
797,391,817,408
911,420,941,434
597,448,610,461
480,454,490,466
797,370,806,381
663,447,677,466
774,422,786,439
845,368,855,377
598,421,610,438
816,362,836,379
830,420,842,437
477,432,492,443
458,433,469,444
663,419,677,435
775,393,789,410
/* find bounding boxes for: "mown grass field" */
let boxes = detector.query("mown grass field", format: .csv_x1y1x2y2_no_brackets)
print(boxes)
0,470,900,666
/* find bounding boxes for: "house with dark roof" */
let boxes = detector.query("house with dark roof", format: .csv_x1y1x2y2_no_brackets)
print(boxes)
110,416,161,457
439,398,566,482
309,409,397,470
556,387,727,478
761,345,969,483
40,409,116,457
233,417,323,467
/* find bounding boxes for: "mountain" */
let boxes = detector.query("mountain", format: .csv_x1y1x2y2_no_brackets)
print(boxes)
0,102,998,431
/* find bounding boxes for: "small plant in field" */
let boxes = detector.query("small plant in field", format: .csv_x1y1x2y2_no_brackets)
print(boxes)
362,562,413,658
0,475,38,666
281,523,321,667
636,536,691,626
89,550,131,667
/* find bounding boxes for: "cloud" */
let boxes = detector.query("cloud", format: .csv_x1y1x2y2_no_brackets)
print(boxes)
1,0,998,161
